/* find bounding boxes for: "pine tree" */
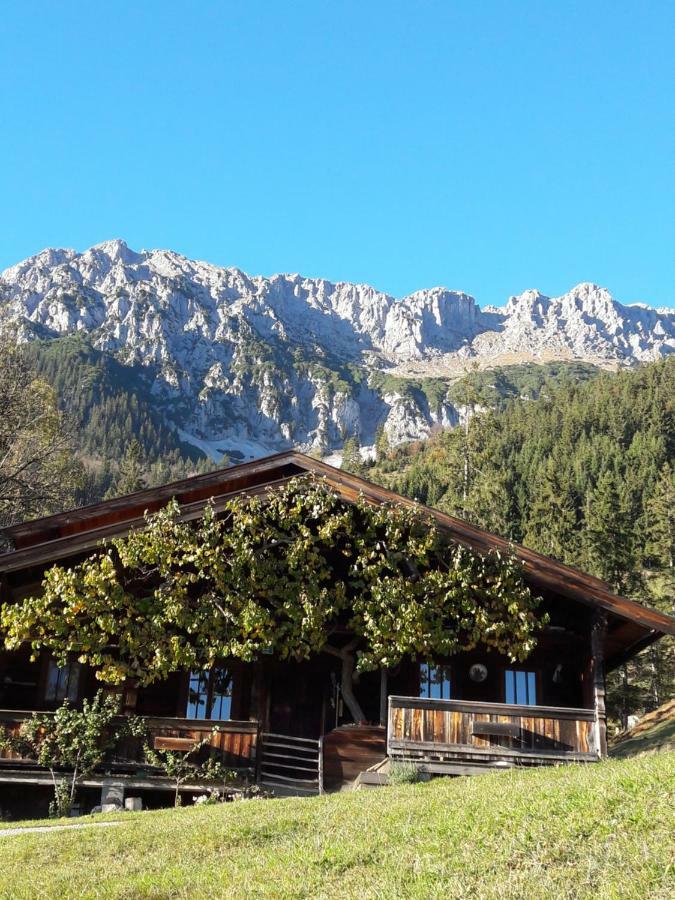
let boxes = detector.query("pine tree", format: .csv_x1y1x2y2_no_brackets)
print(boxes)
523,462,578,562
374,424,390,462
645,462,675,574
341,435,364,475
107,440,146,498
583,470,641,594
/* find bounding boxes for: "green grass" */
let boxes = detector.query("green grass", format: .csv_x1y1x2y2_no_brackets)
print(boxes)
1,754,673,899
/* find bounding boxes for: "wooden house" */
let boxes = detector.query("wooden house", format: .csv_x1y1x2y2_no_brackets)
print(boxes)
0,452,673,808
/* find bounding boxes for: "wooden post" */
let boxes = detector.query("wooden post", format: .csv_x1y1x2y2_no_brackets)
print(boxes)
122,681,138,715
254,723,262,786
590,610,608,758
379,668,388,727
318,735,324,795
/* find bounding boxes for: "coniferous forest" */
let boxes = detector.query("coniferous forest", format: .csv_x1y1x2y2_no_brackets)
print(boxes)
21,335,215,503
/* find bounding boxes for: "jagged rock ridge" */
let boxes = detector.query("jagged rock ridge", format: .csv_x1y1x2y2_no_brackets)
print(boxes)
1,240,673,460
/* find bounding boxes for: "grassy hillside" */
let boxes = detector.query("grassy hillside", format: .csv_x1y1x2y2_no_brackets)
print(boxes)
1,754,673,899
610,700,675,759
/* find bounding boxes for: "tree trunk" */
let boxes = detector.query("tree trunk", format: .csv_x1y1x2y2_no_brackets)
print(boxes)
649,647,660,708
340,649,366,724
323,641,366,724
621,663,629,731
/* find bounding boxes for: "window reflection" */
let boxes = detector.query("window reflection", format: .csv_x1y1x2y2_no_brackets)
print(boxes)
420,663,451,700
186,666,232,720
504,669,537,705
45,659,80,704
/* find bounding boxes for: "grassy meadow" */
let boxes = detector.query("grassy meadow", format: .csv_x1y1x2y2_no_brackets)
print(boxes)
0,752,673,899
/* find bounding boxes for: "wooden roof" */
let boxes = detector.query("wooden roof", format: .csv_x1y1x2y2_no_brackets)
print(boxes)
2,451,673,668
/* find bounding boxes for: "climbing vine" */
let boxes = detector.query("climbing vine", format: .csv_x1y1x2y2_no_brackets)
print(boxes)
1,476,543,696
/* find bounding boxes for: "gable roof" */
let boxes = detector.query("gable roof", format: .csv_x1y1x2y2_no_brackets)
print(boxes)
1,451,673,668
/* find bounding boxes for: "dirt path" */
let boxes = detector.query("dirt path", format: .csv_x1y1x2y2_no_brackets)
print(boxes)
0,820,122,838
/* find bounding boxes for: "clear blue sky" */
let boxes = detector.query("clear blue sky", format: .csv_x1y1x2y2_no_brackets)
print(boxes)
2,1,673,306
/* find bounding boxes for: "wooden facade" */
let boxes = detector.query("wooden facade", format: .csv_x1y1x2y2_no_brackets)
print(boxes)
0,452,673,808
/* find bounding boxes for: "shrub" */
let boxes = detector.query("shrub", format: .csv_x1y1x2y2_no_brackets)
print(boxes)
388,760,423,785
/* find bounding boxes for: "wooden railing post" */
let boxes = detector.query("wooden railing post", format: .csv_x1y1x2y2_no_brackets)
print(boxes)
590,610,608,758
254,724,262,785
379,668,388,727
386,695,393,756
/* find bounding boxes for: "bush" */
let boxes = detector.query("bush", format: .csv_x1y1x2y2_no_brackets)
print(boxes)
388,760,422,785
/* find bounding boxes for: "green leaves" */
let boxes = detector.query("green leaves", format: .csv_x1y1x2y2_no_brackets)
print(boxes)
1,476,542,684
0,692,123,777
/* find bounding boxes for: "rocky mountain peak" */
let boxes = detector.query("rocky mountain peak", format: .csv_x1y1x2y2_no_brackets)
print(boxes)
1,241,673,461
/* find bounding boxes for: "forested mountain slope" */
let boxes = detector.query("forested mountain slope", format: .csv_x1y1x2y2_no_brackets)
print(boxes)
21,335,213,501
23,335,202,465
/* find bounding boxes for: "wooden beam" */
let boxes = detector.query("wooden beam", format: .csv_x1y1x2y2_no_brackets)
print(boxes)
388,739,597,762
0,768,252,793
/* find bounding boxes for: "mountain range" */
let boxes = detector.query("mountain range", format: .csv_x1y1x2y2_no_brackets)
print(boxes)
1,240,673,461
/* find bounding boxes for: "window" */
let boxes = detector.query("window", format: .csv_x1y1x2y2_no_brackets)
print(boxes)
504,669,537,706
45,659,80,704
186,667,233,720
420,663,451,700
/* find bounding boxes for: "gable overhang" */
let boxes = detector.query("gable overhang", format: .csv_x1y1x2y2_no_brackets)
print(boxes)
1,451,673,670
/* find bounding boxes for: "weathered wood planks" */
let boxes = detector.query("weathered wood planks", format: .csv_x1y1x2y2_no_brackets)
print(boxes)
388,696,599,765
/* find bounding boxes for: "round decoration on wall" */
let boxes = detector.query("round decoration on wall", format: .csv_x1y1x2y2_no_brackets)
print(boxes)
469,663,488,683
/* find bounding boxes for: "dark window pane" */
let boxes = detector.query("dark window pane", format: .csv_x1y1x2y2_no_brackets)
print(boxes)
45,660,80,703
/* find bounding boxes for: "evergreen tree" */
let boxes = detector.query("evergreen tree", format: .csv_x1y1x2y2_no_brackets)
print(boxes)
645,462,675,574
374,424,390,462
107,440,146,498
341,435,364,475
583,470,641,594
523,462,578,562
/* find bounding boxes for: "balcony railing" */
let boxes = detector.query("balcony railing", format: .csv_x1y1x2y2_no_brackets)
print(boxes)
388,696,600,769
0,710,259,774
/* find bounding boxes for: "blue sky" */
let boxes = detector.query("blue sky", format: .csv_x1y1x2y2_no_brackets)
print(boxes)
2,1,673,307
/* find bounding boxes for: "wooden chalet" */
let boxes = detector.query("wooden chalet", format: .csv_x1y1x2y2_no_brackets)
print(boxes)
0,452,673,811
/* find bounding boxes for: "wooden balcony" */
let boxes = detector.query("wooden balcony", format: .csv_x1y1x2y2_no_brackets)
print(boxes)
388,696,600,774
0,710,259,776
